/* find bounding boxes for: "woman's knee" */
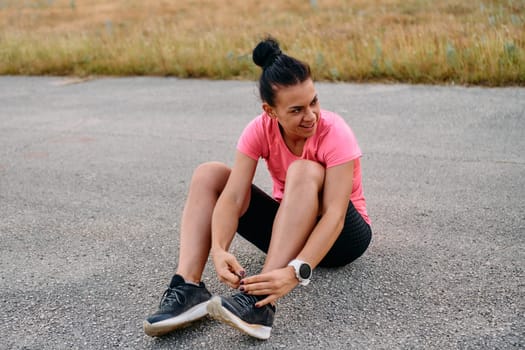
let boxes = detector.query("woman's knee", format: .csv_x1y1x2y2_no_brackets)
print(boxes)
191,161,231,191
286,160,325,189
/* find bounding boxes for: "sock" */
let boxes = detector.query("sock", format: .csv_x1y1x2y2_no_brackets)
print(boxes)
183,278,200,287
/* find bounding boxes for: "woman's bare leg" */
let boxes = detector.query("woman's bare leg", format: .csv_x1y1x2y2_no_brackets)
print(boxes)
262,160,325,273
175,162,231,283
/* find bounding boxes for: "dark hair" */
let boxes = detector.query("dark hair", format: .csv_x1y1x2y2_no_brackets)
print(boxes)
252,37,311,107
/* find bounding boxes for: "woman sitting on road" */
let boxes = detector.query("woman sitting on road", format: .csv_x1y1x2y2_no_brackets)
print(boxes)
144,37,372,340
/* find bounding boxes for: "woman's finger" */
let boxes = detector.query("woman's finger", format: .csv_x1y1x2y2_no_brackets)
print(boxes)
255,294,277,308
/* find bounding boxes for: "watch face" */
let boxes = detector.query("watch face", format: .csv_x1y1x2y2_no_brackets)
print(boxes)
299,263,311,280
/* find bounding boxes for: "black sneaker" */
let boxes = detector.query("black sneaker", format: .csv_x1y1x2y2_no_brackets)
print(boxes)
143,274,212,336
207,293,275,340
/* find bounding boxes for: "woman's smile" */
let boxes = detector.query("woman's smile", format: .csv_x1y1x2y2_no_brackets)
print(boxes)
300,123,316,130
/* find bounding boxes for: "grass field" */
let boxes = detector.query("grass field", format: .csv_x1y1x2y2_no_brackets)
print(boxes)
0,0,523,85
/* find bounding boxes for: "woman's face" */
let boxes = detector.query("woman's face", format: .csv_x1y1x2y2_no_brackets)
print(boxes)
264,78,320,142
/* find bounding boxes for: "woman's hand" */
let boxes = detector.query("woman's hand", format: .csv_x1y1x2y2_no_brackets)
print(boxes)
211,249,245,289
240,267,299,307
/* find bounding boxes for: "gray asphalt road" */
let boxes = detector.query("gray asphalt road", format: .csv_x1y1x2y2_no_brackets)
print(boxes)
0,77,523,349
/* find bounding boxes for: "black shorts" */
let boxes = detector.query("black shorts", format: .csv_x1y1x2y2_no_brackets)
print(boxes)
237,185,372,267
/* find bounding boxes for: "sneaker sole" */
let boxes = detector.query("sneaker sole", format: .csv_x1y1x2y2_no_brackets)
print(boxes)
143,300,210,337
207,296,271,340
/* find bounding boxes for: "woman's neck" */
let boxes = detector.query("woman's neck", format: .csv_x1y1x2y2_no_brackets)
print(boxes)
279,124,306,156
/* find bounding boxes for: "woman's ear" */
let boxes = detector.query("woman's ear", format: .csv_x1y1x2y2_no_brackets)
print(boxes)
262,103,276,118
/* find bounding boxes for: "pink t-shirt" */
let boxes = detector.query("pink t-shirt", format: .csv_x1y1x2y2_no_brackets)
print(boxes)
237,109,370,225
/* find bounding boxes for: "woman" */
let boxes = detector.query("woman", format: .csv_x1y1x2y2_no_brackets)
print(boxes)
144,37,372,340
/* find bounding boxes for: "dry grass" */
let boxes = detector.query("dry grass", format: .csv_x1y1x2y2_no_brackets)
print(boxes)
0,0,523,85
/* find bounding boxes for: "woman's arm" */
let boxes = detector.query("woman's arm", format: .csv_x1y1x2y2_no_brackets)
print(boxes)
210,151,258,288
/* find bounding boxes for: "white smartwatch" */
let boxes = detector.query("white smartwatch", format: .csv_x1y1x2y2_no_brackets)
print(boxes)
288,259,312,286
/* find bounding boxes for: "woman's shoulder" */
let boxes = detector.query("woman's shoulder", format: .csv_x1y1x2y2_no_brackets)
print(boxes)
318,110,352,136
315,110,361,161
241,112,277,144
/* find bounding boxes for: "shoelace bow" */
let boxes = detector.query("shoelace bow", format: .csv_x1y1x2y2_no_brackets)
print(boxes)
159,285,185,308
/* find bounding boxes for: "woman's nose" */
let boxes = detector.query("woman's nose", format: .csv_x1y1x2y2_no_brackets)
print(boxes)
304,107,316,121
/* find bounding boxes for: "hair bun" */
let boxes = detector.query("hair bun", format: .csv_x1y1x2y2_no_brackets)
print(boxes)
252,37,282,69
